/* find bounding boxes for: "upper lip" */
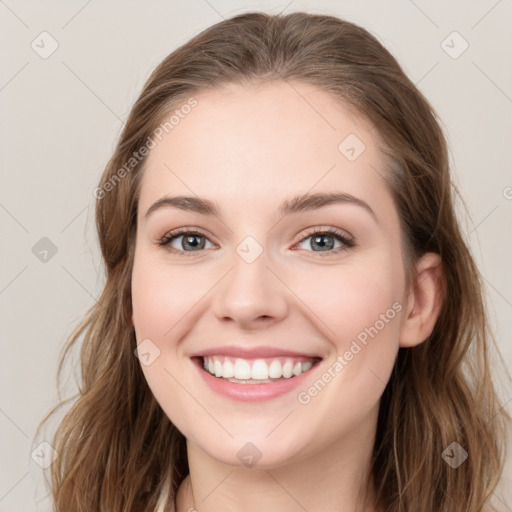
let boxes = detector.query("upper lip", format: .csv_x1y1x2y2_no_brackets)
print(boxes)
190,345,322,359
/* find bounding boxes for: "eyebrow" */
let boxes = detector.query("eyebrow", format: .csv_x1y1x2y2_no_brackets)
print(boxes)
144,192,377,222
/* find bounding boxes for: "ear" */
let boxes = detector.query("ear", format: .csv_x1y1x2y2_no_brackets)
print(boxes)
399,252,444,348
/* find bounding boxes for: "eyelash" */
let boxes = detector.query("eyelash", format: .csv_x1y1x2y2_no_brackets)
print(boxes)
157,226,355,258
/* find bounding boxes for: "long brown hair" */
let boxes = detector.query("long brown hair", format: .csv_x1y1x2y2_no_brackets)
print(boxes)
35,11,510,511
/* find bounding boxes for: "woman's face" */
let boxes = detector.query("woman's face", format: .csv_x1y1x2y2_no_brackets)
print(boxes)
132,80,408,467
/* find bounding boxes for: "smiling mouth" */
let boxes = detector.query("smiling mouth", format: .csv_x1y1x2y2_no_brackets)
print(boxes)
193,355,322,384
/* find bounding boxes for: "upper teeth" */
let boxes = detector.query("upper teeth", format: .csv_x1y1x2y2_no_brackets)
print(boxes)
202,356,314,380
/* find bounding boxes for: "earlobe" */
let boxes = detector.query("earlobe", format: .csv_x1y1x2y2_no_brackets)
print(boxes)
399,252,444,348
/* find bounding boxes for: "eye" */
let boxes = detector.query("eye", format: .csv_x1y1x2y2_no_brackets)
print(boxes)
157,228,216,256
157,226,355,257
293,227,355,256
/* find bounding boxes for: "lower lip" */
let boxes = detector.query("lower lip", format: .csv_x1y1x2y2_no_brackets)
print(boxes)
192,358,320,402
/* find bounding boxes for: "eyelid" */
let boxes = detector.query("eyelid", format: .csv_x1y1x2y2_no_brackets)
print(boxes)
157,226,217,256
291,225,353,245
291,226,355,256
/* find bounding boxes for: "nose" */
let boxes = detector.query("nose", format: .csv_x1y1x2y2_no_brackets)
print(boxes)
211,245,289,330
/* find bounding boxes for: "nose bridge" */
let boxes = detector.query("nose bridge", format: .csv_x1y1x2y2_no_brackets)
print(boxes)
211,234,288,327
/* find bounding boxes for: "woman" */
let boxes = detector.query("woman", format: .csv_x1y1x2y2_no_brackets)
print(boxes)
36,11,510,512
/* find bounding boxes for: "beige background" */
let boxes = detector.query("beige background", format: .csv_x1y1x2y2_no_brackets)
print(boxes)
1,1,511,510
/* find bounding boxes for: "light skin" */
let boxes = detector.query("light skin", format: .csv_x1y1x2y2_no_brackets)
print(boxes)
131,80,443,512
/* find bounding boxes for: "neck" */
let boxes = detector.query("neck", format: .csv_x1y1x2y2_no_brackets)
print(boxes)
176,405,381,512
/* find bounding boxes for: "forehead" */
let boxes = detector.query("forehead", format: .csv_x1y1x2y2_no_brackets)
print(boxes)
138,80,391,215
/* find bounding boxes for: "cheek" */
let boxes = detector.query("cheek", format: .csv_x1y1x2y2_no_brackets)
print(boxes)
289,265,403,426
130,254,206,429
293,260,404,345
131,254,202,343
289,256,404,415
